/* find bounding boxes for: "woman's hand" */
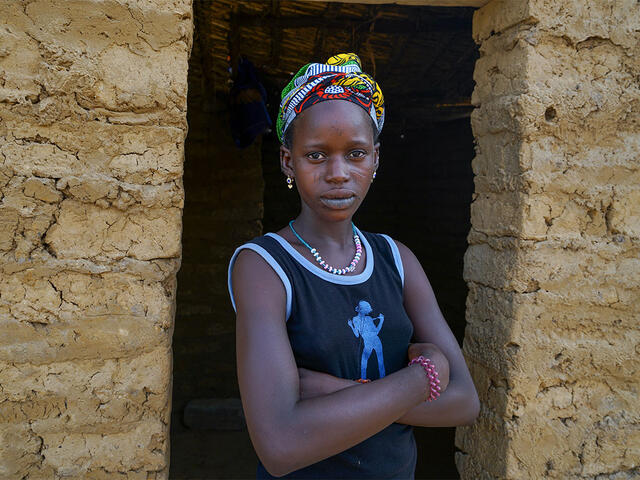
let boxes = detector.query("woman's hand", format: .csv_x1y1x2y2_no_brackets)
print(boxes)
298,367,357,400
407,342,450,392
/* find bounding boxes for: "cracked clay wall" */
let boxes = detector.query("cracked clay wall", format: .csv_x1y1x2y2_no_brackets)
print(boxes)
456,1,639,479
0,1,193,478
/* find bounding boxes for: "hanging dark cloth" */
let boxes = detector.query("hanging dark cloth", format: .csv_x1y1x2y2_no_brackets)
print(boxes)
229,57,272,148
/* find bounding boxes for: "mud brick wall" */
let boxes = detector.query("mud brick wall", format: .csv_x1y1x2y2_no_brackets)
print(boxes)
456,0,640,478
0,1,192,478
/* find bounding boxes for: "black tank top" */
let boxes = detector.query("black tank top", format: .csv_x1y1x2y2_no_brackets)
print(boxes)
228,226,417,479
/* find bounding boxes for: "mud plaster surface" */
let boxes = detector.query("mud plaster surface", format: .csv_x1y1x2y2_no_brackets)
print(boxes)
456,1,640,479
0,0,192,478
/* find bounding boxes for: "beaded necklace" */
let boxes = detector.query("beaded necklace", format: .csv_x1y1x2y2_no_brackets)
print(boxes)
288,220,362,275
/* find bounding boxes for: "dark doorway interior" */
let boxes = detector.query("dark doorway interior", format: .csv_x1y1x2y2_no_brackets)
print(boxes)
171,1,477,478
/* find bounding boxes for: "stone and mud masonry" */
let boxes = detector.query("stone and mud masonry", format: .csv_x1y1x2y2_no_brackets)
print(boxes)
1,1,192,478
456,1,640,479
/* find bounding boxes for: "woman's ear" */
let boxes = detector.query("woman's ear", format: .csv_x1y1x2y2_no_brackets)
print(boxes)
373,142,380,171
280,145,295,177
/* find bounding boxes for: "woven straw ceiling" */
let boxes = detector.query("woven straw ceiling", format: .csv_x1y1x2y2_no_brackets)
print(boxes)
192,0,478,125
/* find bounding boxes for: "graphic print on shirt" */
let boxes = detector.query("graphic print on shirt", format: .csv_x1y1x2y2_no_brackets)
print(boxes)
347,300,385,379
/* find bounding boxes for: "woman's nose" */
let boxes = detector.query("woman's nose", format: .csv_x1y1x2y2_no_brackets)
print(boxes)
325,157,349,182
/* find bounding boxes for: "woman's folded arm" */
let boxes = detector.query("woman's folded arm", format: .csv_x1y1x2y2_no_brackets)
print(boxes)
296,342,477,429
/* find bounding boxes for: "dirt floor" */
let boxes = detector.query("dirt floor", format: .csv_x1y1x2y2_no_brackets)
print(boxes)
170,412,257,479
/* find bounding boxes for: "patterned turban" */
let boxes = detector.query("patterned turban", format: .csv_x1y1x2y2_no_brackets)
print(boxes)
276,53,385,144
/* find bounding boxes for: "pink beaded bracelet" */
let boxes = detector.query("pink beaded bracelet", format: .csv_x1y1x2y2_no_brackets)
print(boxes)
408,355,442,401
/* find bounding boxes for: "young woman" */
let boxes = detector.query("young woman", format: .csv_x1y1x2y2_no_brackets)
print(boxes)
228,53,480,479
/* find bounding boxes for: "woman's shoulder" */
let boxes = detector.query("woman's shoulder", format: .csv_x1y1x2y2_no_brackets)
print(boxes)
227,233,294,320
231,232,285,253
229,233,286,269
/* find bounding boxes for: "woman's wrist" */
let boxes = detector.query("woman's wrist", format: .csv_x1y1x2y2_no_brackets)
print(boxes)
408,356,442,401
406,363,431,403
407,342,450,393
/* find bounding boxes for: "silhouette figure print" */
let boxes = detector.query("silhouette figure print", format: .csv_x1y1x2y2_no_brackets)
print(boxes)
347,300,385,379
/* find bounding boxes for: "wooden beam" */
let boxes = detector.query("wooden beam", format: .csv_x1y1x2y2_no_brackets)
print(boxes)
302,0,490,6
235,14,470,33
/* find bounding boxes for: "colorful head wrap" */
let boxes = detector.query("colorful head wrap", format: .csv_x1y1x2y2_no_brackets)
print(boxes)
276,53,385,144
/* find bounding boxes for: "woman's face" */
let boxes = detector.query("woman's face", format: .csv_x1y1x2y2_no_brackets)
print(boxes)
280,100,380,223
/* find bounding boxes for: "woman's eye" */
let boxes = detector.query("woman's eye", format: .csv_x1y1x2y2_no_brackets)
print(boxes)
349,150,367,159
306,152,325,161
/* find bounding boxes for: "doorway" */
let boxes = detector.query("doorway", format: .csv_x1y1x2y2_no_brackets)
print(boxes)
171,1,478,478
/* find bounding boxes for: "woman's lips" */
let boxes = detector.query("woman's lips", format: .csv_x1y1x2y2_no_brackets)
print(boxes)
320,190,356,209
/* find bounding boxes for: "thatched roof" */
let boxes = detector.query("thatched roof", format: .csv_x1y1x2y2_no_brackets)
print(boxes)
191,0,478,129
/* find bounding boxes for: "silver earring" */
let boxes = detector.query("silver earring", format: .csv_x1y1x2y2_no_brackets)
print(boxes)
371,171,377,183
286,176,294,189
